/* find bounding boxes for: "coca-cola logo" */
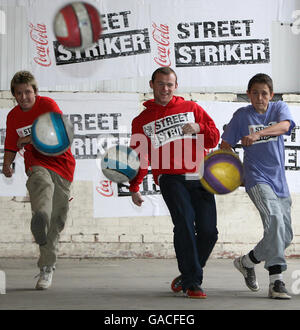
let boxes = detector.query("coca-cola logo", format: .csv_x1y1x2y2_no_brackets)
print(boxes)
96,180,114,197
152,22,171,67
29,22,51,67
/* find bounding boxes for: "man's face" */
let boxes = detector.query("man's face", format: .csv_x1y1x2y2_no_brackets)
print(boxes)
150,72,178,106
247,83,274,114
14,83,36,111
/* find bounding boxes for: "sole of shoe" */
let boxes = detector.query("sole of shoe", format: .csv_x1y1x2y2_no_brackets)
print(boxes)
186,293,207,299
35,284,50,290
268,291,291,300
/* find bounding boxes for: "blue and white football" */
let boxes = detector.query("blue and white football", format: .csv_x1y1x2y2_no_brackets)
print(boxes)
31,112,74,156
101,145,140,183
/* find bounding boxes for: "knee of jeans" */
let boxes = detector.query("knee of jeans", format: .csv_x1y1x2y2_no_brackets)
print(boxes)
31,211,48,226
198,227,218,243
55,210,68,232
269,214,284,229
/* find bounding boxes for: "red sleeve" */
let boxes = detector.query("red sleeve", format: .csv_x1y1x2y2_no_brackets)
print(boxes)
4,110,19,152
195,104,220,149
129,117,149,193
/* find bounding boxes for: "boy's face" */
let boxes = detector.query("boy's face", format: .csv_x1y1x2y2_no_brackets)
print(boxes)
14,83,36,111
150,72,178,106
247,83,274,114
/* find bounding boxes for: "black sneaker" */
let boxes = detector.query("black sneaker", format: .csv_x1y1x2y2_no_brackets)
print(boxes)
269,280,291,299
171,275,182,293
234,256,259,292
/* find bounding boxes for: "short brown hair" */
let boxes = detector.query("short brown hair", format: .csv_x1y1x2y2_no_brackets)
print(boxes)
247,73,273,93
10,71,38,96
151,67,178,84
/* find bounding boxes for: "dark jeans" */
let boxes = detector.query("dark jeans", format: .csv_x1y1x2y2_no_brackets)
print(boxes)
159,174,218,290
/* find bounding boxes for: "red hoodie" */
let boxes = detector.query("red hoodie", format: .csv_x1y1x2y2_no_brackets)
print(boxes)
5,96,76,182
129,96,219,192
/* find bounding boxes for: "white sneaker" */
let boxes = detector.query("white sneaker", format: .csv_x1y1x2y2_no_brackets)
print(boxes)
268,280,291,299
35,266,54,290
234,256,259,292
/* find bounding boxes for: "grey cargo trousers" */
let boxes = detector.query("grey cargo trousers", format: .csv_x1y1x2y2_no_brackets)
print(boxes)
26,166,71,269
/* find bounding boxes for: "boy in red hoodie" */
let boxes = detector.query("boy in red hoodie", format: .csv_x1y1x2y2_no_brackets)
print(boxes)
129,67,220,298
2,71,75,290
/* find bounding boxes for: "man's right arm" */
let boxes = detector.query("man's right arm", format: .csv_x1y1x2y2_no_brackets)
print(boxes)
129,117,149,206
2,151,16,177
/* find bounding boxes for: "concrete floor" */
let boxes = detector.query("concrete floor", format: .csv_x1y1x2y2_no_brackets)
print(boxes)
0,258,299,310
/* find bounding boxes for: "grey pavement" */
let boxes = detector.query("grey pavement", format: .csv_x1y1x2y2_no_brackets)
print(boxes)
0,257,299,310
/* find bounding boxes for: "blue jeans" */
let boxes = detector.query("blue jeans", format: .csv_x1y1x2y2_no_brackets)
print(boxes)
159,174,218,290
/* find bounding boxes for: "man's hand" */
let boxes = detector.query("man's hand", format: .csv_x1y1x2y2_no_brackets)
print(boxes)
220,140,233,151
131,191,144,207
2,164,13,177
2,151,16,177
17,135,32,149
182,123,200,135
241,132,261,147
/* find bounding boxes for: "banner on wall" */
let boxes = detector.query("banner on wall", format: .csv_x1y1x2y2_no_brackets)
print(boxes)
26,0,151,88
25,0,284,89
1,96,300,216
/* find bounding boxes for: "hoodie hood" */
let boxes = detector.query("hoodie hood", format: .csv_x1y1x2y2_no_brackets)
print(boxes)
143,96,185,110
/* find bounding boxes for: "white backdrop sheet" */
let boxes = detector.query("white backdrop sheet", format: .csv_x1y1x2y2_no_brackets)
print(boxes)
24,0,288,89
1,96,299,217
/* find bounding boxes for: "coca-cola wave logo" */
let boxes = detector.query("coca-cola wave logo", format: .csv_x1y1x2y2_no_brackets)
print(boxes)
96,180,114,197
29,22,51,67
152,22,171,67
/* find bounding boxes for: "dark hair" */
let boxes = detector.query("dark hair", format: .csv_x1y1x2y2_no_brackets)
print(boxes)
151,67,178,84
247,73,273,93
10,71,38,96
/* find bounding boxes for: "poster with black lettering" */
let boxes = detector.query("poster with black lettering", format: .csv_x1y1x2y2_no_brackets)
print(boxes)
1,97,300,216
149,0,276,89
26,0,287,90
27,0,151,88
36,92,169,218
43,92,138,180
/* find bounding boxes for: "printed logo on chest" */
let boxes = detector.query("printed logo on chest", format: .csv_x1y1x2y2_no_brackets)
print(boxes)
143,112,195,148
16,125,32,137
248,121,278,144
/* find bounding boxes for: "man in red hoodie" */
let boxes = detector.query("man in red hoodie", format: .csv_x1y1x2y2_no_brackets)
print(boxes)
129,67,220,298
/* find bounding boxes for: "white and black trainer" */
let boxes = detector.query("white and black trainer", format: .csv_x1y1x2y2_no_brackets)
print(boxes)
269,280,291,299
35,266,54,290
234,256,259,292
